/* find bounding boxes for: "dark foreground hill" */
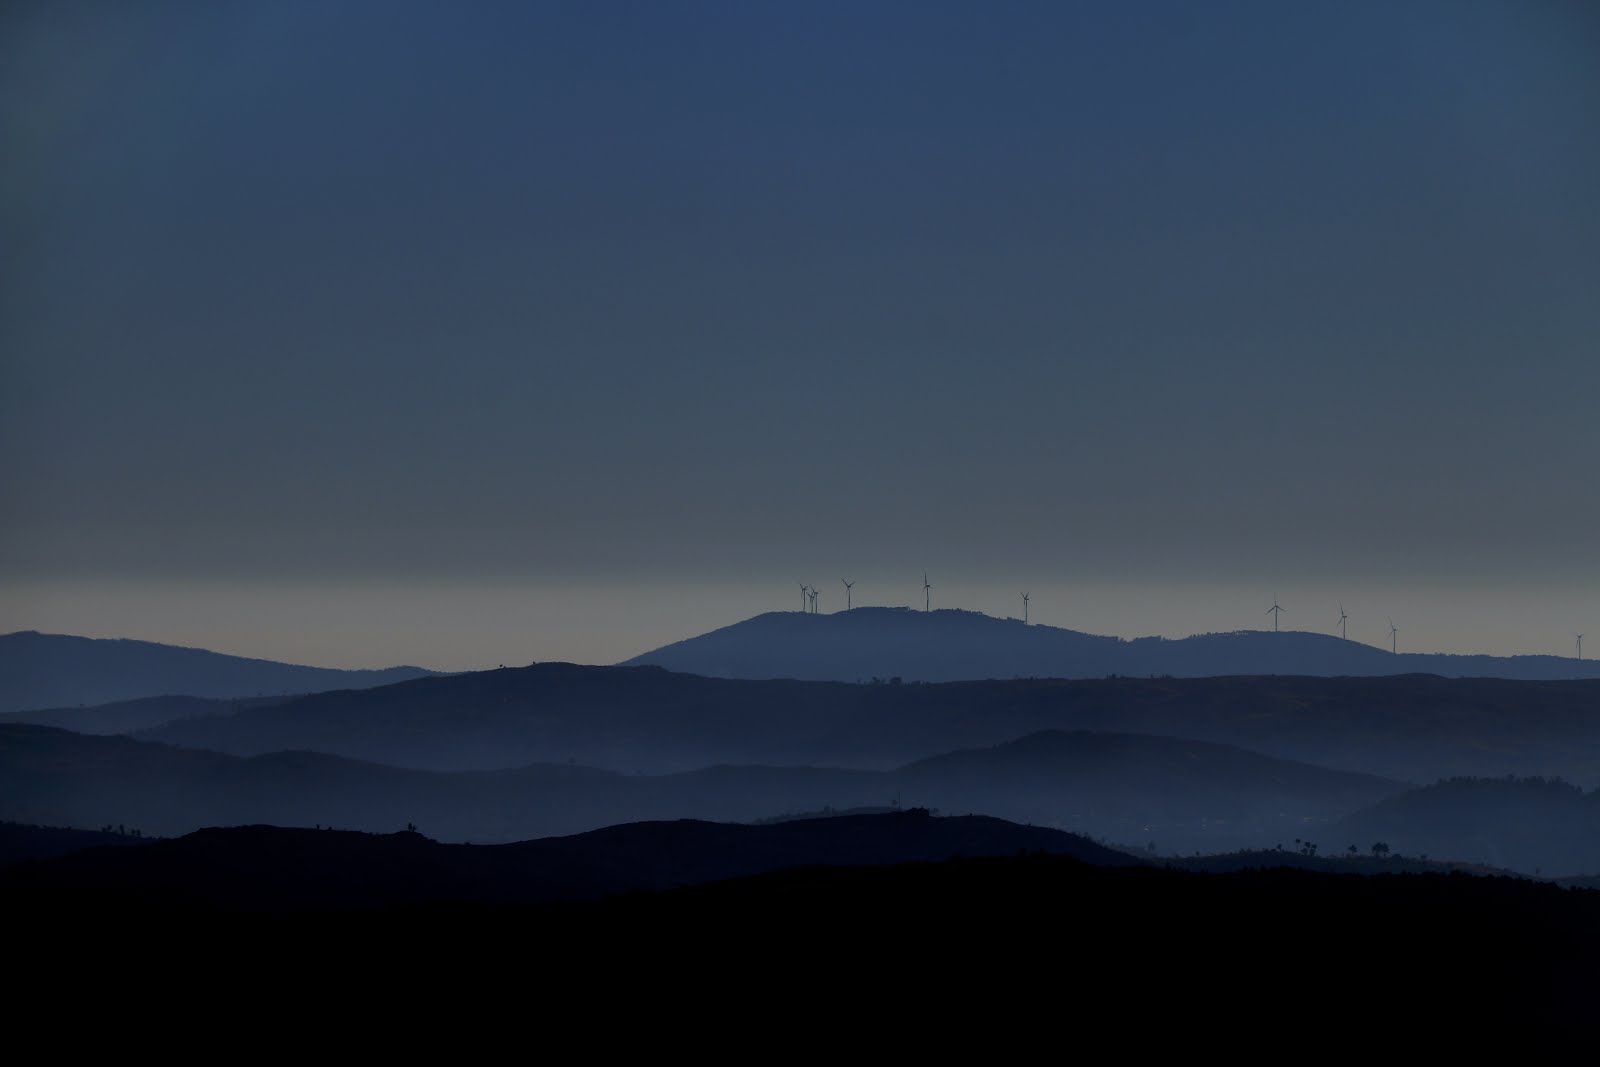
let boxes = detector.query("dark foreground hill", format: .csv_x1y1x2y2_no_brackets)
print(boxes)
0,821,154,867
6,835,1596,1048
0,630,436,714
140,661,1600,783
0,724,1402,852
623,607,1600,683
0,810,1135,910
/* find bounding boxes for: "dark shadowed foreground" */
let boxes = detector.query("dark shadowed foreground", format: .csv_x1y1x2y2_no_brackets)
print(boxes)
0,810,1135,909
7,814,1595,1051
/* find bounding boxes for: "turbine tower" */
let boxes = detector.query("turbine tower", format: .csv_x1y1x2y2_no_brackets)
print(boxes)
1022,592,1030,625
812,588,821,613
1579,634,1585,661
842,579,854,611
1266,596,1285,633
923,572,932,612
1389,618,1398,655
799,583,809,613
1337,603,1348,640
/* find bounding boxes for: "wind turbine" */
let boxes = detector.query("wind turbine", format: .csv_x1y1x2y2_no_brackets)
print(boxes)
842,579,854,611
1388,618,1398,655
1266,596,1285,633
1578,634,1585,661
923,572,932,612
1021,592,1030,625
1337,603,1348,640
812,587,821,614
799,583,809,612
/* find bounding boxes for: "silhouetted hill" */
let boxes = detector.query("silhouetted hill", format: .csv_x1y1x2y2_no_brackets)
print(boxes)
623,607,1600,682
6,834,1597,1049
0,630,437,713
0,810,1135,911
1335,777,1600,876
140,661,1600,783
0,723,1401,851
0,821,157,867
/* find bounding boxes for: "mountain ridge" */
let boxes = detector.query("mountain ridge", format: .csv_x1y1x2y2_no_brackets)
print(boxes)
0,630,438,714
0,810,1139,911
136,661,1600,783
0,722,1404,851
621,607,1600,682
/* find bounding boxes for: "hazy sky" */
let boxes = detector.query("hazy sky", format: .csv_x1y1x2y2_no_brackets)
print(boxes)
4,1,1597,669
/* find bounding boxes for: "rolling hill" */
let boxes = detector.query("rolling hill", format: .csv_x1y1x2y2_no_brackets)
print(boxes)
0,723,1403,851
0,693,294,735
0,809,1137,911
0,630,437,714
622,607,1600,683
139,661,1600,783
1334,776,1600,876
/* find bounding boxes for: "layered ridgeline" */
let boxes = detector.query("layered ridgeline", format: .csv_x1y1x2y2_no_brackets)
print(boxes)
138,663,1600,783
0,723,1403,854
0,811,1137,911
0,631,437,714
621,608,1600,683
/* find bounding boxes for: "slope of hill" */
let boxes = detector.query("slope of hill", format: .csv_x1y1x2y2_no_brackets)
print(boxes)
898,730,1400,846
1335,777,1600,876
0,810,1136,911
0,821,157,867
0,723,1404,851
140,661,1600,783
622,607,1600,682
0,630,437,714
0,694,293,735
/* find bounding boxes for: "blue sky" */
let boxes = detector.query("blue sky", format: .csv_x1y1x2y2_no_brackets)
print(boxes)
3,2,1596,667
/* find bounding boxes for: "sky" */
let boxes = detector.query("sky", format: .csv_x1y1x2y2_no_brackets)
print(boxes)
3,1,1597,670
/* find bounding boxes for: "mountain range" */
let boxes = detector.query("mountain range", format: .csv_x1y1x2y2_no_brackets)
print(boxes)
623,607,1600,683
133,661,1600,783
0,722,1403,852
0,631,437,713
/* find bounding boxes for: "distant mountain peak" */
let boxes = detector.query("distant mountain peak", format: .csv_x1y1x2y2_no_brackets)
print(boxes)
0,630,440,715
621,609,1600,683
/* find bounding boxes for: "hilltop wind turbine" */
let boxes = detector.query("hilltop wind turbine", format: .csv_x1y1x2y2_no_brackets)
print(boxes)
1579,634,1585,661
799,583,809,612
1266,596,1285,633
1388,618,1398,654
1021,592,1030,625
1337,603,1348,640
923,572,932,612
809,586,819,614
842,579,854,611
